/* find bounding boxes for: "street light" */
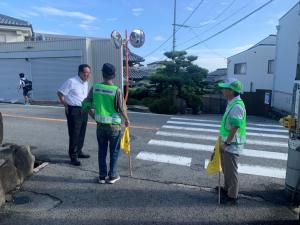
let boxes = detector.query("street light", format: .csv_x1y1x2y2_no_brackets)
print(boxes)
111,29,145,102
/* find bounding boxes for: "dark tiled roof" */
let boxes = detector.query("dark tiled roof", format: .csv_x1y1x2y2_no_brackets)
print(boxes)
0,14,31,27
124,49,145,63
124,67,149,80
208,68,227,76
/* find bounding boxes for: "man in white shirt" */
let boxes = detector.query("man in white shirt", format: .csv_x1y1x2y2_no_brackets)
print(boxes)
57,64,91,166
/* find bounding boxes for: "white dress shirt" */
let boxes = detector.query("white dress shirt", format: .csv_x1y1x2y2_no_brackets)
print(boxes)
58,76,88,107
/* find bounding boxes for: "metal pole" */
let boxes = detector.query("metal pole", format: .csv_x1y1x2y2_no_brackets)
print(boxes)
172,0,177,53
0,112,3,145
125,30,129,103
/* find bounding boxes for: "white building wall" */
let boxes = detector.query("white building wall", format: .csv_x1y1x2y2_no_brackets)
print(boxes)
227,45,275,92
0,38,122,102
273,2,300,113
91,39,123,89
0,31,25,42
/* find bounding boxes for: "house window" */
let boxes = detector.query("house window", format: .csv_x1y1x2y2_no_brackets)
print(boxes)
234,63,246,75
268,60,275,74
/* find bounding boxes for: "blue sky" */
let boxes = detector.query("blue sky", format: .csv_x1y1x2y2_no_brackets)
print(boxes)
0,0,298,71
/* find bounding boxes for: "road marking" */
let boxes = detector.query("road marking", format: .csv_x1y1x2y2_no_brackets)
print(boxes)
162,125,288,139
136,151,192,167
204,160,286,179
167,121,287,133
156,131,288,147
171,117,283,128
148,139,288,160
2,113,159,131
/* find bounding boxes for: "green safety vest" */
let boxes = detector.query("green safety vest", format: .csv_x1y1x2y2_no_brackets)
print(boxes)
92,83,122,125
219,99,246,145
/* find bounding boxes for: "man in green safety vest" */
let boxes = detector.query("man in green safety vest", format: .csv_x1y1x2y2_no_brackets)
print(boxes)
83,63,130,184
218,78,246,205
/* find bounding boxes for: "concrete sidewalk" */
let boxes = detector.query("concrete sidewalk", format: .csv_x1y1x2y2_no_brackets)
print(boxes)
0,162,298,225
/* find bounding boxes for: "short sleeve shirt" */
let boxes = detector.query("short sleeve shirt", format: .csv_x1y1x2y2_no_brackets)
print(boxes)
58,76,88,107
224,96,246,155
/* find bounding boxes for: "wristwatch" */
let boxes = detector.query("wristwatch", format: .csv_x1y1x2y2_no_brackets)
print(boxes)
225,141,231,146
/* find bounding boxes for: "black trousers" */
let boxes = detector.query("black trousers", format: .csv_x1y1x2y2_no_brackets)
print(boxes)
66,105,88,160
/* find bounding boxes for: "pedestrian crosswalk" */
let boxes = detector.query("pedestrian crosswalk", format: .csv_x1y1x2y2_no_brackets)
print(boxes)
135,116,289,179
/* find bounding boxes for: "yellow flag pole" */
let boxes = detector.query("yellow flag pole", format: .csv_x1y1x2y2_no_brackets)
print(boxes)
218,172,221,205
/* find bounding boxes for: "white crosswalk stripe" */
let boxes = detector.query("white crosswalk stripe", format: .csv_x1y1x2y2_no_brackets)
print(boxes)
204,160,286,179
167,121,288,133
136,116,289,179
148,139,287,160
162,125,288,139
156,131,288,147
136,151,192,167
171,117,284,128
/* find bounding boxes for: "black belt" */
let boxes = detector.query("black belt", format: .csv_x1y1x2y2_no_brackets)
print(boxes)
68,105,82,108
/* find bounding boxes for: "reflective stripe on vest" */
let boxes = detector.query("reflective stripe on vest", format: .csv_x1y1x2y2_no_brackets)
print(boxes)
93,83,122,125
219,100,246,145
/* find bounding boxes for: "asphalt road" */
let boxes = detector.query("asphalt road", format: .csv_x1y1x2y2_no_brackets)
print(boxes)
0,103,299,225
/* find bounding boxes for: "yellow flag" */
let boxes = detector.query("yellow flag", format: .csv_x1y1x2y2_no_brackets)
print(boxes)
206,137,222,176
120,127,131,155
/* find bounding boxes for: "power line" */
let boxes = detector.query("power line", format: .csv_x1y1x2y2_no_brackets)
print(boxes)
190,28,227,59
144,0,204,58
191,0,237,29
184,0,275,51
176,0,252,48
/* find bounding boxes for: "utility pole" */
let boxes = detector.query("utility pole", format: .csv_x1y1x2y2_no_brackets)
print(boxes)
172,0,177,53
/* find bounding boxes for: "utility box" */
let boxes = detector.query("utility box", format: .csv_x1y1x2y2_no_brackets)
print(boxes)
285,81,300,203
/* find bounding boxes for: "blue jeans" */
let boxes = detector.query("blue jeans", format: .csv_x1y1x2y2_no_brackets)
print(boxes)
96,125,121,178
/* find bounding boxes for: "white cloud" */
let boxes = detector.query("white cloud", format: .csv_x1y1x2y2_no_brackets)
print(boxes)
106,17,118,22
79,24,98,31
132,8,144,16
199,20,216,26
153,35,166,42
186,6,194,11
33,6,97,21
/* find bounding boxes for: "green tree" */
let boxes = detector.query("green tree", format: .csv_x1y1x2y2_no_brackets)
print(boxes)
148,51,208,114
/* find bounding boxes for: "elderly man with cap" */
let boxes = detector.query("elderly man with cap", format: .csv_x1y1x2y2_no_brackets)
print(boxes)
83,63,129,184
217,78,247,205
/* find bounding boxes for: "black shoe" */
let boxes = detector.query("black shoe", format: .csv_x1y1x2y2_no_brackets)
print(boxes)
78,153,90,159
215,186,228,196
98,177,106,184
220,196,238,205
70,159,81,166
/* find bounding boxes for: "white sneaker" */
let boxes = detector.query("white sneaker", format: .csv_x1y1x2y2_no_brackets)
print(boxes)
107,175,120,184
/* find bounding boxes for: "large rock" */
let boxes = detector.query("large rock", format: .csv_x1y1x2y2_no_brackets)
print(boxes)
0,145,35,182
0,146,14,162
0,159,20,194
13,145,35,182
0,112,3,145
0,181,5,206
